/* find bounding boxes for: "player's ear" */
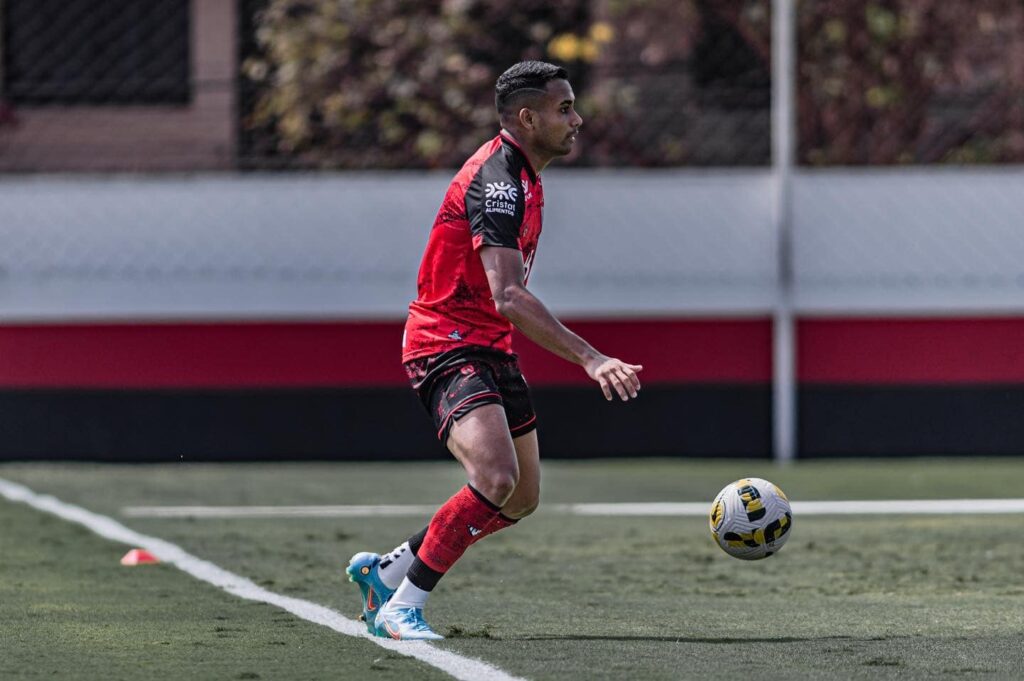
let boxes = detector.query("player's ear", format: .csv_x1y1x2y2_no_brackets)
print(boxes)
517,106,535,131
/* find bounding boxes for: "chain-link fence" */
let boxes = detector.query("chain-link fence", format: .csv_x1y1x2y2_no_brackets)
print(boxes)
3,1,1022,171
0,0,234,172
237,0,771,169
3,0,190,105
797,1,1024,165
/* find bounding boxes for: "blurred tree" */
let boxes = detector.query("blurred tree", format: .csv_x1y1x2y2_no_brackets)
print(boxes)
240,0,588,169
240,0,1023,168
239,0,772,168
580,0,770,165
799,0,1024,165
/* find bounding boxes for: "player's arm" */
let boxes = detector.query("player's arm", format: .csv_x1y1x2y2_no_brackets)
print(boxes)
479,245,642,402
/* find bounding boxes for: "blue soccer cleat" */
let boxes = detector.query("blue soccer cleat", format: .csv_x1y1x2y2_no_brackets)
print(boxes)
374,605,444,641
345,552,395,634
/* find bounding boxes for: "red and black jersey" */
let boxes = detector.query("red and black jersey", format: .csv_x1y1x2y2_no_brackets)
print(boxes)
402,132,544,363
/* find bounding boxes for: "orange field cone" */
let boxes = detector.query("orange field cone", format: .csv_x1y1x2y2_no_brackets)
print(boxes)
120,548,160,566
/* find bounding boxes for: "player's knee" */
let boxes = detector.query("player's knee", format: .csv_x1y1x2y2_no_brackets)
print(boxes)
506,495,539,519
473,467,519,506
507,477,540,518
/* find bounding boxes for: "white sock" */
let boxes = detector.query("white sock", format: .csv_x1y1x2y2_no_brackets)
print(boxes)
385,577,430,611
377,541,416,590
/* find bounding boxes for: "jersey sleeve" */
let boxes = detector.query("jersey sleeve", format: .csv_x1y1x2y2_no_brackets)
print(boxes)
465,155,525,250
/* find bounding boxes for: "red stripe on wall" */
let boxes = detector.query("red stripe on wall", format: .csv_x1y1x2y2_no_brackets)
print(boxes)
0,322,407,389
514,319,772,386
0,319,772,388
3,318,1023,388
799,318,1024,384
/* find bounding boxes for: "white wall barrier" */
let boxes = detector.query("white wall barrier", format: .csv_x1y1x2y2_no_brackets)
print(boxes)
1,169,1022,322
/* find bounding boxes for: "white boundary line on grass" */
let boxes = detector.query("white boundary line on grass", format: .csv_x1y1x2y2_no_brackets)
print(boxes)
120,499,1024,519
0,477,526,681
122,504,442,518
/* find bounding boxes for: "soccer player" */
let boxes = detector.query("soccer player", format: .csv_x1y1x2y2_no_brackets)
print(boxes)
347,61,643,640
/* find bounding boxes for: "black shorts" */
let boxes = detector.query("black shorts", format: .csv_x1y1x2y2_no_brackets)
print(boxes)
404,347,537,444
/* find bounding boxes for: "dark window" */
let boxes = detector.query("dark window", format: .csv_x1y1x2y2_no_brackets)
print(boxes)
3,0,190,104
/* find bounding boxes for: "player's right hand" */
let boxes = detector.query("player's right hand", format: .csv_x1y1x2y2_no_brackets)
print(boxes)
584,355,643,401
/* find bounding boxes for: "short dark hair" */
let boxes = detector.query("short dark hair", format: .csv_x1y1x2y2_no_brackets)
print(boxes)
495,61,569,115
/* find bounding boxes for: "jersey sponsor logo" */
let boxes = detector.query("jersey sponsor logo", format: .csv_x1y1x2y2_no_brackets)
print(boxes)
467,524,483,536
485,181,517,201
484,181,517,216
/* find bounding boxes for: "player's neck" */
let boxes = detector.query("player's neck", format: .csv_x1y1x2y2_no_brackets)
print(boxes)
500,128,551,175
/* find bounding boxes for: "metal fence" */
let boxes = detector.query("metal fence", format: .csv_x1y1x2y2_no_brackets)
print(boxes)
3,1,1021,171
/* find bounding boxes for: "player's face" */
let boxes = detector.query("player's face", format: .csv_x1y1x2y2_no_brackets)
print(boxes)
532,79,583,157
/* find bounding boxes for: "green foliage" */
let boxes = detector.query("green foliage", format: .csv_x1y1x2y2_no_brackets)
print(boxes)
578,1,771,166
242,0,589,168
240,0,772,168
799,0,1024,164
241,1,1024,168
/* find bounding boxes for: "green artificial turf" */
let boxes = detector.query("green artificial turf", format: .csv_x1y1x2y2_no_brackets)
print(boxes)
3,459,1024,680
0,497,448,681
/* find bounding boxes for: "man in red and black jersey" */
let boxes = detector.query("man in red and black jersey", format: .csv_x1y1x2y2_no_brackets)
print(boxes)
347,61,643,641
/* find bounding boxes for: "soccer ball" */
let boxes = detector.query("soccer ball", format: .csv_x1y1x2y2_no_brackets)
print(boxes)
709,478,792,560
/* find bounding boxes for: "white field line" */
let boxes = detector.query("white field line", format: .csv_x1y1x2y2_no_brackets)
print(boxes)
120,499,1024,519
122,504,441,518
0,477,526,681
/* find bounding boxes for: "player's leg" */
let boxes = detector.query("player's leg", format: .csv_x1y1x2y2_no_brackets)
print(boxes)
374,428,537,599
446,402,519,504
345,526,427,633
373,431,536,605
370,351,540,639
502,430,541,518
377,403,516,639
464,429,541,549
374,527,427,589
364,433,538,639
490,352,541,521
442,353,539,542
346,353,461,633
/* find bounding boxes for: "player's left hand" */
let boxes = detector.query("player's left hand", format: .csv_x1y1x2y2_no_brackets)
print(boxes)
584,355,643,401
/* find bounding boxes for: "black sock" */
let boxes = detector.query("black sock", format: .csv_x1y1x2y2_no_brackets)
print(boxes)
378,526,428,570
408,526,428,554
406,556,444,592
397,527,436,589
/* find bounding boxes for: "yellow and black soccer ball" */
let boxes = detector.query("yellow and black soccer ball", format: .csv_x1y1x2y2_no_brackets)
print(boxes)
709,478,792,560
